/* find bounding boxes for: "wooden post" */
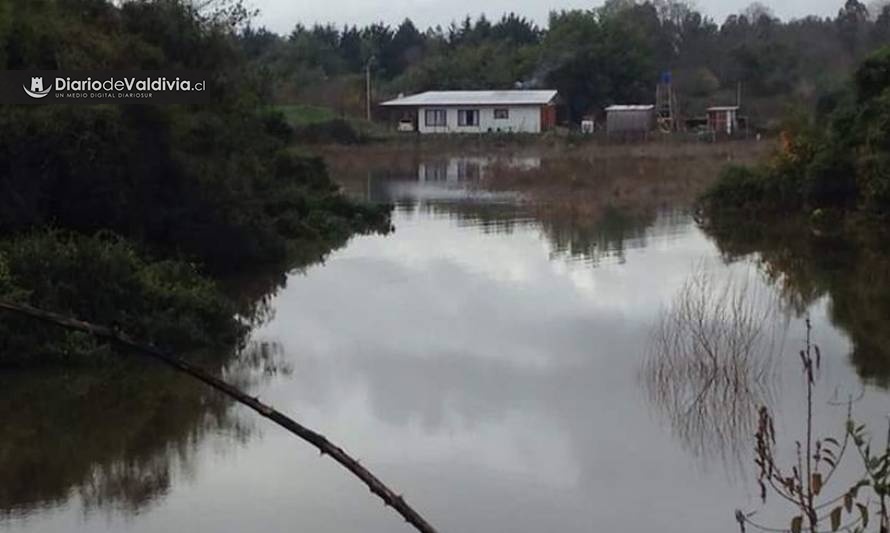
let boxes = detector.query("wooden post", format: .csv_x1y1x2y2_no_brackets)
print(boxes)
366,59,373,122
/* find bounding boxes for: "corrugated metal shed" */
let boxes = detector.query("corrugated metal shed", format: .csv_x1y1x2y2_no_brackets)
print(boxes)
606,105,655,138
380,90,558,107
605,105,656,112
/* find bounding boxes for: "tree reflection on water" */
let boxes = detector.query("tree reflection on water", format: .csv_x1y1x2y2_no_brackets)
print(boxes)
702,216,890,387
641,267,787,478
0,338,290,519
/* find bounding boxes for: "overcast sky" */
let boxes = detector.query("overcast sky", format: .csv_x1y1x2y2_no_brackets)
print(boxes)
247,0,845,34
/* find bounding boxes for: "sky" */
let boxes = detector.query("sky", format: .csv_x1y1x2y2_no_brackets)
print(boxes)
247,0,845,35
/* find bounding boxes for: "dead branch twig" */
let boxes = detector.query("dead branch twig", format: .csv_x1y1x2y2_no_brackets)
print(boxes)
0,300,438,533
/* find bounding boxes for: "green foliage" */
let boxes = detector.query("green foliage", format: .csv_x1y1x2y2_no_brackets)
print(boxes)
291,118,368,145
702,165,775,209
704,45,890,217
0,231,243,367
247,0,890,123
541,8,657,121
855,47,890,102
277,104,339,126
0,0,392,369
0,0,390,275
701,161,806,213
803,143,857,207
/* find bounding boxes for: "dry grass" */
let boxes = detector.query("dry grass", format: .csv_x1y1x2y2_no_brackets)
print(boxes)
485,141,771,218
321,139,774,218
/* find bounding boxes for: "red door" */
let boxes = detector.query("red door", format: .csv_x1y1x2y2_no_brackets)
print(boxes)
540,105,556,131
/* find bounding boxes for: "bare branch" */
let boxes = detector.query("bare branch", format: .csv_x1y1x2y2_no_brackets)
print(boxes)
0,300,438,533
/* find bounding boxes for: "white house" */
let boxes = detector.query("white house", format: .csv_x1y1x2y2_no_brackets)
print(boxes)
380,90,558,134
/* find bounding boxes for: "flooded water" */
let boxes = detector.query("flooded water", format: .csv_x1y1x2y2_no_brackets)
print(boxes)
4,146,890,533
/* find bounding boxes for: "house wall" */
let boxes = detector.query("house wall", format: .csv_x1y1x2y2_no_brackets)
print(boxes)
417,105,543,134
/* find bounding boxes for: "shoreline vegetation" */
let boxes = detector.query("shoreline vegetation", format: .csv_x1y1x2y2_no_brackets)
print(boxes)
0,0,391,368
699,46,890,232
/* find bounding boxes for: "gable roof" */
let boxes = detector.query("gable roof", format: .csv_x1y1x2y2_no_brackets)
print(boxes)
380,90,558,107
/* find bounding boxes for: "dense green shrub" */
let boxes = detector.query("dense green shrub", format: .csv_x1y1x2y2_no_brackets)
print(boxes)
702,165,772,209
0,231,242,367
802,145,857,208
855,47,890,104
0,0,390,275
0,102,384,273
704,46,890,217
701,162,804,213
0,0,392,368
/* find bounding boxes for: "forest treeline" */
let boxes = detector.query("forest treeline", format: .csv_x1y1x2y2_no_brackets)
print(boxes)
244,0,890,123
0,0,390,367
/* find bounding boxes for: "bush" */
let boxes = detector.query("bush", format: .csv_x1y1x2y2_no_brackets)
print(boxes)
855,47,890,103
0,231,243,367
0,1,389,276
702,46,890,218
0,0,393,370
803,145,857,208
703,165,769,208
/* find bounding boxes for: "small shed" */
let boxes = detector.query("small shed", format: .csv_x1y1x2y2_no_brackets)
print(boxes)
707,106,739,136
605,105,655,139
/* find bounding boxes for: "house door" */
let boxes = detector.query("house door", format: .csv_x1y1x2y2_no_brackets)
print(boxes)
540,105,556,131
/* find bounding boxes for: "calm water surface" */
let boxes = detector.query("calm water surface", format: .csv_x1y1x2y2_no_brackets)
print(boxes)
4,149,889,533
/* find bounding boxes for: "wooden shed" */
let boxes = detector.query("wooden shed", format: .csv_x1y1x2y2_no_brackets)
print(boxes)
605,105,655,140
707,106,739,136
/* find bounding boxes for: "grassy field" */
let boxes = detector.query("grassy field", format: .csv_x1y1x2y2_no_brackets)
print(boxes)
275,104,339,126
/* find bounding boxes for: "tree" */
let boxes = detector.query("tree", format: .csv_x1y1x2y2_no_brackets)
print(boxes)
386,19,425,75
742,2,776,24
838,0,871,55
543,9,655,121
490,13,540,45
339,25,363,71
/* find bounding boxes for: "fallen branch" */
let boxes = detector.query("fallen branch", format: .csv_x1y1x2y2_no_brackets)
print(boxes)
0,300,438,533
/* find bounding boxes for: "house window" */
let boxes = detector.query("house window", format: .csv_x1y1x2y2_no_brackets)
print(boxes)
458,109,479,127
457,160,481,180
425,109,447,127
494,108,509,119
422,162,448,181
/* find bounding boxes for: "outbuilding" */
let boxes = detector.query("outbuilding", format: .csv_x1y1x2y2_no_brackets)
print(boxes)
707,106,740,136
380,90,558,134
605,105,655,139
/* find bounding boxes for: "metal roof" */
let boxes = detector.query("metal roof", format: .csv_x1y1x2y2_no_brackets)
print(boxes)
380,90,558,107
605,105,655,111
707,106,740,111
